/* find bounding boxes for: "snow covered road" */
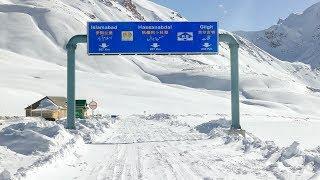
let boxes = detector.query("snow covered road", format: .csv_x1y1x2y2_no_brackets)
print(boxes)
23,116,319,180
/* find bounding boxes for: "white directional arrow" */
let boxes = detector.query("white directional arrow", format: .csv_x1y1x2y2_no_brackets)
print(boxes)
100,43,109,48
151,43,160,48
203,42,211,48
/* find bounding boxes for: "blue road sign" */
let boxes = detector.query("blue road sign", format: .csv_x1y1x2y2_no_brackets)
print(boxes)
87,22,218,55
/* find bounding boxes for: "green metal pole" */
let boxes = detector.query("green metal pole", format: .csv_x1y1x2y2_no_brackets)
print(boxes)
219,33,241,129
66,46,76,129
230,44,240,129
66,35,87,129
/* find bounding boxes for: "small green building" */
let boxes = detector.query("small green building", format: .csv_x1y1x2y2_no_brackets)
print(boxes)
75,100,87,119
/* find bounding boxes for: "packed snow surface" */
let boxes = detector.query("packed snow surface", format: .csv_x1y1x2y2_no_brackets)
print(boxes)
6,114,317,180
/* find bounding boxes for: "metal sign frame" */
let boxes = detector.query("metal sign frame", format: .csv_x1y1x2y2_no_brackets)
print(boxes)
65,28,241,130
87,22,219,55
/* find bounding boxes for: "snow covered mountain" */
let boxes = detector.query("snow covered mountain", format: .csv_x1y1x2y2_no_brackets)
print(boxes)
1,0,320,147
1,0,320,179
236,2,320,69
0,0,185,68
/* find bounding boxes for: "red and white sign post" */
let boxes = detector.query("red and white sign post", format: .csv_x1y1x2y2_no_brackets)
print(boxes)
89,100,98,116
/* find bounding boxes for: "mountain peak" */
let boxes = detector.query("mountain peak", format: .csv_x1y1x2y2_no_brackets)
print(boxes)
236,2,320,68
277,18,284,25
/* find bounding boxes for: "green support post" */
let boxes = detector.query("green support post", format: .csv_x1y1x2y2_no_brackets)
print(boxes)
66,35,87,129
219,33,241,129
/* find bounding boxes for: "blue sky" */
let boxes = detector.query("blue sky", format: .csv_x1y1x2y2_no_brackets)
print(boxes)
151,0,320,31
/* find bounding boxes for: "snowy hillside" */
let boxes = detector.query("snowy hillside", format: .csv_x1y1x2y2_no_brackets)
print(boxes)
0,0,185,68
1,0,320,179
236,2,320,68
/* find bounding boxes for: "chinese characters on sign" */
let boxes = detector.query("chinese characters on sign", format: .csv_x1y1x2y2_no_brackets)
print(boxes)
88,22,218,55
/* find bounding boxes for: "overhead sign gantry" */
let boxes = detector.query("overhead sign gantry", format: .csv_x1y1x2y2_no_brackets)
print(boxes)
66,22,241,130
87,22,218,55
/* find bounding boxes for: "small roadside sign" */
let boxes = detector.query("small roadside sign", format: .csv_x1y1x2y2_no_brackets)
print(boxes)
89,101,97,110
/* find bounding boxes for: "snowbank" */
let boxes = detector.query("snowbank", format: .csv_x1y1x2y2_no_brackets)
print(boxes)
0,117,110,179
58,118,110,143
0,121,72,155
194,118,320,179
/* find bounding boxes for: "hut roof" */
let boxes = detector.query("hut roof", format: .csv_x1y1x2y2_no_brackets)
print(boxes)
47,96,67,108
25,96,67,109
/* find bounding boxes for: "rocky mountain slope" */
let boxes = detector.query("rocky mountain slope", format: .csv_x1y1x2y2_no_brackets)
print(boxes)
236,2,320,69
0,0,320,117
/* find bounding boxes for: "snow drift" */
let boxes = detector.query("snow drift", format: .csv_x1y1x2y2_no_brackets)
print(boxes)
0,117,110,179
146,114,320,179
196,118,320,179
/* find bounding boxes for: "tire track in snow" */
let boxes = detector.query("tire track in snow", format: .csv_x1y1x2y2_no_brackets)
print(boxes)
112,144,127,180
155,126,222,179
142,117,208,179
152,145,180,179
93,145,120,180
161,140,216,178
136,145,143,180
154,144,198,180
